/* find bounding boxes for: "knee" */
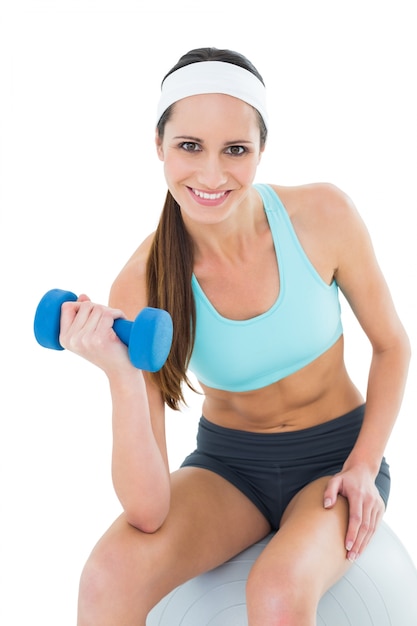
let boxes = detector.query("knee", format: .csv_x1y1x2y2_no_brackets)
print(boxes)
78,548,115,611
246,561,317,625
77,534,155,624
78,544,130,619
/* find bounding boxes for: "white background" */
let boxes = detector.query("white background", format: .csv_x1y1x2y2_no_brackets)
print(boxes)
1,1,416,624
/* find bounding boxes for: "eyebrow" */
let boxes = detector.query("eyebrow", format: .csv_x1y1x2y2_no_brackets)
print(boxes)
173,135,255,145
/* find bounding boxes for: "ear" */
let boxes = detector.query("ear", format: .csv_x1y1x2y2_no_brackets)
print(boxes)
155,130,164,161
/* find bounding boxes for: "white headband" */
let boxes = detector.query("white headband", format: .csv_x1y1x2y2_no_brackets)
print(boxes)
156,61,268,129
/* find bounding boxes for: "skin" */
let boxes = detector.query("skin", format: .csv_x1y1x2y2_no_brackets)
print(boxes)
59,92,411,625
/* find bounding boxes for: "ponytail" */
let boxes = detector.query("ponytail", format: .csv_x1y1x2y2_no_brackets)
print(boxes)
146,191,197,410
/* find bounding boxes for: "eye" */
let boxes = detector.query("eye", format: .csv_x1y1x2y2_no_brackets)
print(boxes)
180,142,202,152
225,145,247,156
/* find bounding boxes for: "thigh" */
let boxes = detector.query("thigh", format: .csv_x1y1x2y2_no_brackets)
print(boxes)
162,467,271,579
251,476,352,596
84,466,271,605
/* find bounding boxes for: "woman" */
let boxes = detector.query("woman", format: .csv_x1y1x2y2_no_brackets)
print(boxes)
61,48,410,626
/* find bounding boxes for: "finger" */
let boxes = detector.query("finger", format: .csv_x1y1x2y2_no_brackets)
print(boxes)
59,300,99,349
349,497,384,559
345,494,380,560
344,497,364,560
95,308,126,343
347,518,370,561
77,293,91,303
58,300,85,342
61,300,94,331
323,475,342,509
61,301,125,351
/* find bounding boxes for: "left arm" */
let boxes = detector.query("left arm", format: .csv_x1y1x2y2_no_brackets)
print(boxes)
322,186,411,560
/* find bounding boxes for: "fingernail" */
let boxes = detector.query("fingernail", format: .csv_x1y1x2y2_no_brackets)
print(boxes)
324,498,332,508
346,541,353,551
348,552,357,562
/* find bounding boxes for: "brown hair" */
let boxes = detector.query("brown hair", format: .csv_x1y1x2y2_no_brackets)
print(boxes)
146,48,267,410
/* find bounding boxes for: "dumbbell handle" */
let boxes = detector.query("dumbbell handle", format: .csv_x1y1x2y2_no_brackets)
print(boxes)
34,289,173,372
112,318,133,347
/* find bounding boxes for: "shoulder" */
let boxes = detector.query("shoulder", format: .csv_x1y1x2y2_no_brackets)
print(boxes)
269,182,355,217
109,232,155,320
269,181,368,244
266,182,373,282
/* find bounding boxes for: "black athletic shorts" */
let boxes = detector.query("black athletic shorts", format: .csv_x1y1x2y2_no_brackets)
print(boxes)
181,404,391,530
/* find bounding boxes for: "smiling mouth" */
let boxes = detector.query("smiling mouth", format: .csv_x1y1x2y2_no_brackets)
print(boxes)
189,187,230,204
192,188,227,200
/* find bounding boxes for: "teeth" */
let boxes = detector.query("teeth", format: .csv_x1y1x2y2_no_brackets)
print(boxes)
193,189,226,200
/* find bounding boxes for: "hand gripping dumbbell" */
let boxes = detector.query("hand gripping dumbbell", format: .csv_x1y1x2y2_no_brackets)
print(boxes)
34,289,173,372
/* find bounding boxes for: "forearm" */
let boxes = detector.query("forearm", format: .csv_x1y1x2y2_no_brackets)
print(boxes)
345,336,411,475
109,370,171,533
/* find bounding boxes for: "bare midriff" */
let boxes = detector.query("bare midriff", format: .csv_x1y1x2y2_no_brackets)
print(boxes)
200,336,364,433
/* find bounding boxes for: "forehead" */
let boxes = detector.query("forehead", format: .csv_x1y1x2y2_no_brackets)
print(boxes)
167,93,260,133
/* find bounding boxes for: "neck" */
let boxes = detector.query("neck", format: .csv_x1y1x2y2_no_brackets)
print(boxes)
183,187,265,264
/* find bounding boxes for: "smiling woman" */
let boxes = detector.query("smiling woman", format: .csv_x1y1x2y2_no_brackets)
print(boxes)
45,47,412,626
156,93,263,220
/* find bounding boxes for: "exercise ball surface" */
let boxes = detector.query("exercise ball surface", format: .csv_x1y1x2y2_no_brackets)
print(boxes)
146,521,417,625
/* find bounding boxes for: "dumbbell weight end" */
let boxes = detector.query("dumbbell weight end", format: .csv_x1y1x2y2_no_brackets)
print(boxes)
34,289,78,351
112,312,173,372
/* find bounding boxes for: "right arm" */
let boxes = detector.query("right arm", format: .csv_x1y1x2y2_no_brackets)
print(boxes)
60,236,171,533
106,362,170,533
109,240,171,533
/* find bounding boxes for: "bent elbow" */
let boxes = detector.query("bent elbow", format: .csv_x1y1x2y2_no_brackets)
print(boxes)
398,327,412,367
124,500,170,534
126,515,166,534
405,332,412,362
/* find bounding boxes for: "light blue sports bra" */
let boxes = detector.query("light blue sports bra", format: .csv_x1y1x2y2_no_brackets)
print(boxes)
188,184,343,392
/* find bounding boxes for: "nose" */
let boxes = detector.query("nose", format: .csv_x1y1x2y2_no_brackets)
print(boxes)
196,153,228,190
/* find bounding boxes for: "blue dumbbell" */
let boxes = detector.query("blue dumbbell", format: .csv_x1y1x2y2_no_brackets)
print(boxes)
34,289,173,372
